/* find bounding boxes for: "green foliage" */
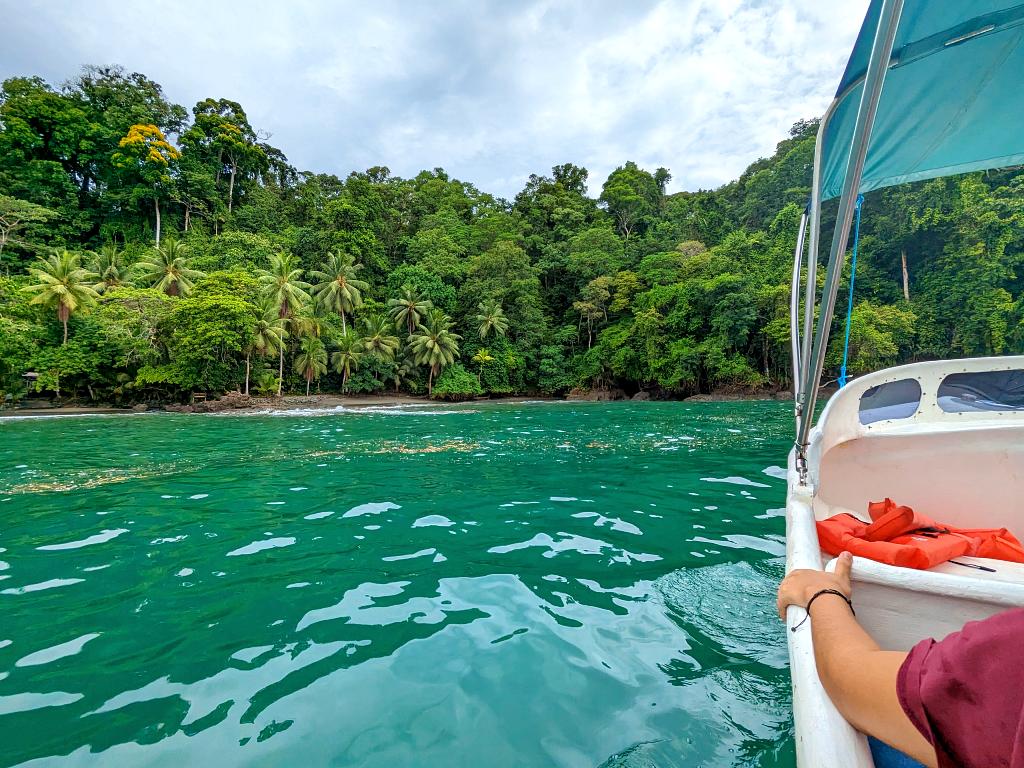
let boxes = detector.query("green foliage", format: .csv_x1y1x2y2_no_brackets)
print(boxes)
431,363,482,401
2,68,1022,404
827,301,917,376
159,294,257,392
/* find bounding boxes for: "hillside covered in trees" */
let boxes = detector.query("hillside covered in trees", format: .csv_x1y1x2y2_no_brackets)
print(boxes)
1,66,1022,404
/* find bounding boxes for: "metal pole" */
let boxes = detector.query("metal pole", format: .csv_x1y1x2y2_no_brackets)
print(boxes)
797,97,839,420
790,209,808,396
797,0,905,454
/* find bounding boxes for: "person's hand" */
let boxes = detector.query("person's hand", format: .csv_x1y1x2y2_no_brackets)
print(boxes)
776,551,853,620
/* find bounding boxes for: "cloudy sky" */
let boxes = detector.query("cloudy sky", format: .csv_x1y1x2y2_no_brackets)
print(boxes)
1,0,867,198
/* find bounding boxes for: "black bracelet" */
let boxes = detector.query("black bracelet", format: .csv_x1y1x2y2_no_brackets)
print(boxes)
790,588,854,632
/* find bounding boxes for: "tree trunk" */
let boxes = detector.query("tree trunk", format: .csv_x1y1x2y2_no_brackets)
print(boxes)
901,250,910,301
428,367,435,396
341,312,347,334
153,195,162,245
306,376,310,396
62,317,68,345
228,164,236,213
277,344,284,397
244,351,251,395
184,206,191,233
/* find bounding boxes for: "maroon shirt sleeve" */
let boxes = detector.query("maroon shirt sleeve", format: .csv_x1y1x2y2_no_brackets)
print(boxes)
897,607,1024,768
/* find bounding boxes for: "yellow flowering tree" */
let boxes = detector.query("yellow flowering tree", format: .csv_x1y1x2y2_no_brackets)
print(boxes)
112,123,180,245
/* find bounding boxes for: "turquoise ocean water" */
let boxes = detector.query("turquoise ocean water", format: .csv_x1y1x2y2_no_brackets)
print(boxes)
0,401,794,767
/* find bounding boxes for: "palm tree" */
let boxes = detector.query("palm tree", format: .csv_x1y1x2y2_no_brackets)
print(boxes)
290,302,326,340
359,313,400,362
23,249,100,344
257,252,311,396
309,251,368,333
244,298,288,395
89,243,126,294
331,330,363,393
408,309,461,396
475,299,509,340
391,356,418,394
293,336,328,396
471,347,495,385
135,237,203,296
258,252,311,320
387,287,432,335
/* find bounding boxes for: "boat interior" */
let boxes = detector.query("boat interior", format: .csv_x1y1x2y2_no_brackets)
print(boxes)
804,356,1024,650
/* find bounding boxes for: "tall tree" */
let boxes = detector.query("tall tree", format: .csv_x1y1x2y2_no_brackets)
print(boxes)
331,330,363,393
0,195,55,260
245,298,288,395
359,313,401,362
600,161,660,240
110,123,180,244
136,238,203,296
257,252,310,396
387,286,433,335
182,98,266,215
408,309,461,396
89,243,127,294
309,251,368,333
474,299,509,339
293,336,327,396
22,249,99,344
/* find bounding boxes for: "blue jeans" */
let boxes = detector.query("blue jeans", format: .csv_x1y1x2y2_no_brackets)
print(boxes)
868,736,926,768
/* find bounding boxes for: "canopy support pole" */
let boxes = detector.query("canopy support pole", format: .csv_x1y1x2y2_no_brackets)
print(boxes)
790,207,809,417
838,194,865,388
795,0,905,474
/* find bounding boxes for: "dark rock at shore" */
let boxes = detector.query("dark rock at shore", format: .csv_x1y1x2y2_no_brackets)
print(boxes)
566,387,628,401
164,392,254,414
631,391,651,401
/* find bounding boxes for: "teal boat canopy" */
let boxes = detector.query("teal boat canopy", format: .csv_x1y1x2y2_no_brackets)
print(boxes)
820,1,1024,200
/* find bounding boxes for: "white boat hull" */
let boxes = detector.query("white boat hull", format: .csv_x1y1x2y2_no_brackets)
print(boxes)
785,356,1024,767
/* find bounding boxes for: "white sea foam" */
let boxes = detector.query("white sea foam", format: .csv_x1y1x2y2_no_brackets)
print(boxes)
37,529,129,551
16,633,100,667
412,515,455,528
229,404,477,418
382,548,436,562
700,476,771,488
304,510,334,520
342,501,401,518
2,578,85,595
226,537,296,557
0,691,84,715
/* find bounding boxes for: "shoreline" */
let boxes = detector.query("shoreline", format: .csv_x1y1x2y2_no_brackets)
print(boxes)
0,390,805,419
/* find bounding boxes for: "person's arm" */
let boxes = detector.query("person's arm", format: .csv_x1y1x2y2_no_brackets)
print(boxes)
777,552,938,768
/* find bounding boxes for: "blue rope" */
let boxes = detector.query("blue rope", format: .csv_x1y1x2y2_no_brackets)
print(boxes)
838,194,864,388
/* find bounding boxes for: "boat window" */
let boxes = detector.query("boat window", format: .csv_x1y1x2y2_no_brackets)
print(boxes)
937,369,1024,413
858,378,922,425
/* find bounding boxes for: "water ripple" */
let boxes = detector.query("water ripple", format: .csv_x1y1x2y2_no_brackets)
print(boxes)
0,400,795,767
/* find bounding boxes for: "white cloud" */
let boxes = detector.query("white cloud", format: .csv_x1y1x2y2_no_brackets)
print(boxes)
0,0,867,197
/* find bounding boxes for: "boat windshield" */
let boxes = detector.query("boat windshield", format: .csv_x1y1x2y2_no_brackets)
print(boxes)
937,369,1024,413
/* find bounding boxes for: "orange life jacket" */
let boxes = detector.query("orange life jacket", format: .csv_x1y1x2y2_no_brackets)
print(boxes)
816,498,1024,570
